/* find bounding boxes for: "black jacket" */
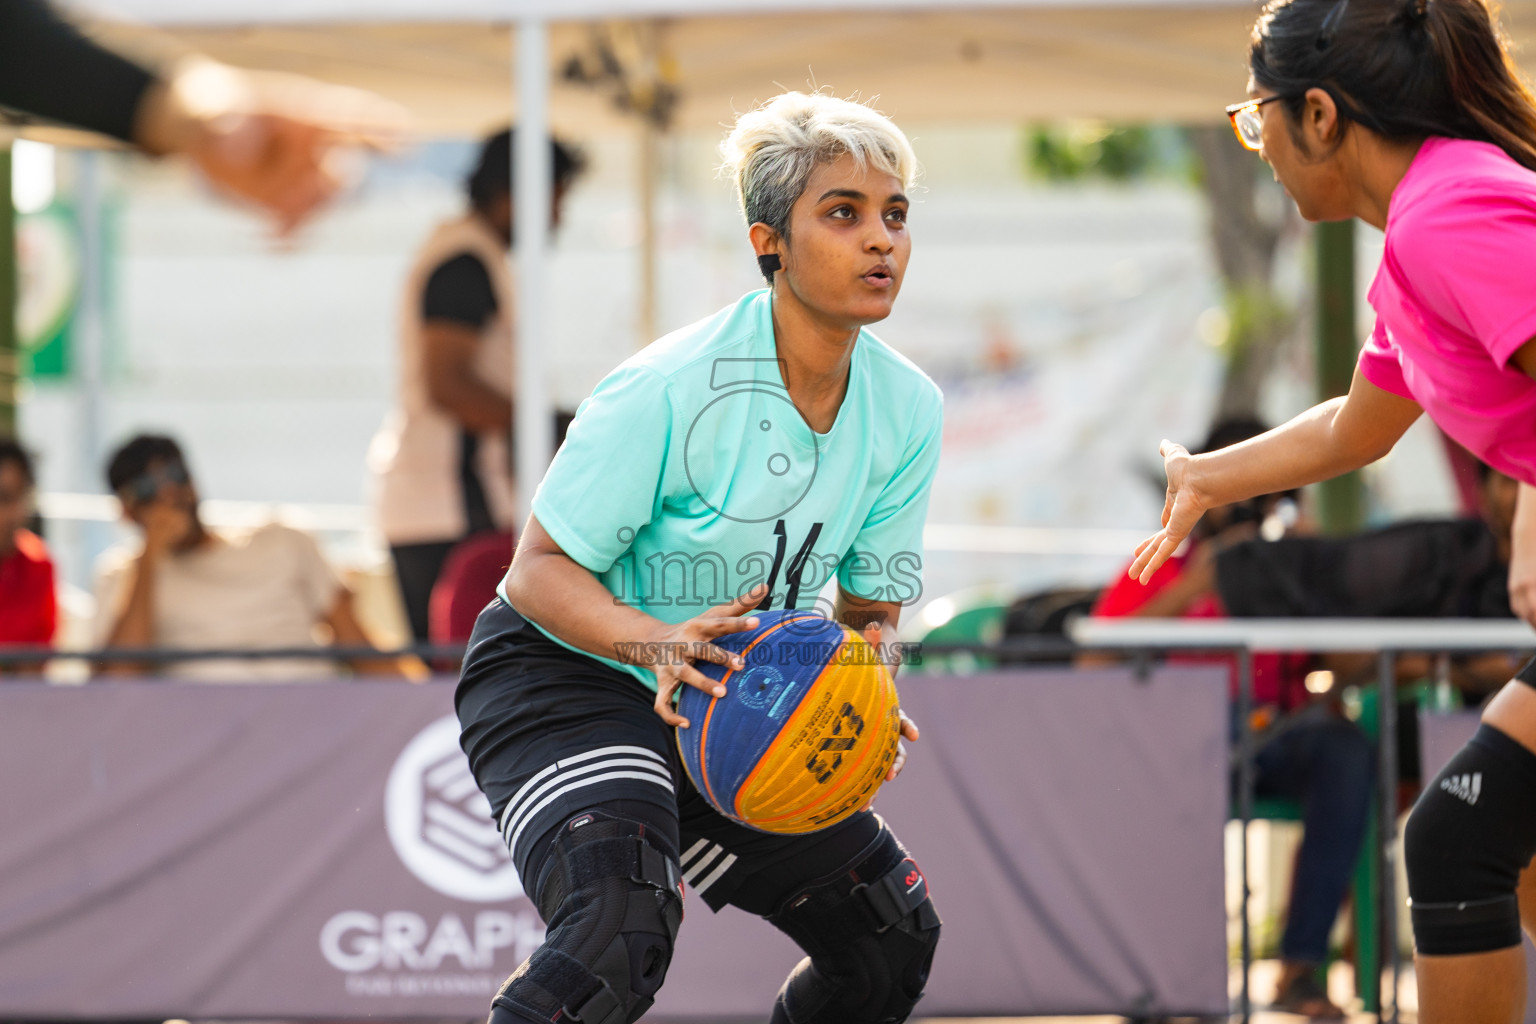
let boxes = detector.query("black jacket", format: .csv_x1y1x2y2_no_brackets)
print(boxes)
0,0,155,143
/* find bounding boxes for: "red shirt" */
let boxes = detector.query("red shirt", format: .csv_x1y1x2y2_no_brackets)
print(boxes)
0,529,58,647
1094,546,1311,710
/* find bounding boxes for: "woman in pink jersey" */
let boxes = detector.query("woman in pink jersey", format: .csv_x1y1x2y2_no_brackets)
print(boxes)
1132,0,1536,1018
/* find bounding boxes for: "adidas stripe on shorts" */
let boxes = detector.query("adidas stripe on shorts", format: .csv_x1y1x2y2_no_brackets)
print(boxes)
455,597,887,912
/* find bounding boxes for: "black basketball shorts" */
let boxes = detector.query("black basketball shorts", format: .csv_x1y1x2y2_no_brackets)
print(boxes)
455,596,893,914
1517,657,1536,690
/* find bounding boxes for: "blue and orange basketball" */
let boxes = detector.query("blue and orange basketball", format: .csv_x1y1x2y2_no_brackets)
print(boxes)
676,609,901,834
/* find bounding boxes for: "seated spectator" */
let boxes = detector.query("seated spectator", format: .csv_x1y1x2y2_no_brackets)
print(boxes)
0,438,57,649
1088,417,1371,1019
93,434,399,680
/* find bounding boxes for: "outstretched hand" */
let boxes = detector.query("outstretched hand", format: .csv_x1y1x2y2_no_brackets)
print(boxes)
138,59,410,235
1127,440,1210,584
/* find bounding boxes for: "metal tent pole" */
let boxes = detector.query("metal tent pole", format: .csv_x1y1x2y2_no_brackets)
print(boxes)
0,139,17,438
638,116,658,348
74,150,114,580
1377,649,1401,1024
1237,646,1254,1024
514,17,554,527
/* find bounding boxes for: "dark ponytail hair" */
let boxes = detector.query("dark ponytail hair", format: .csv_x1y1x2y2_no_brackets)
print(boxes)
1250,0,1536,170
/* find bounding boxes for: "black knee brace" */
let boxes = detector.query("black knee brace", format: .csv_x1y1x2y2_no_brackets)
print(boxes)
766,833,941,1024
1405,724,1536,956
491,810,683,1024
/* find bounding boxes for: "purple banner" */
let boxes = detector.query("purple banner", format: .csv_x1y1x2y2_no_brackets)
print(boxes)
0,669,1228,1019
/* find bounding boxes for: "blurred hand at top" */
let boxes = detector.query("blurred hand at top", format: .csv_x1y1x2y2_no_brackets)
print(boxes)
134,58,411,235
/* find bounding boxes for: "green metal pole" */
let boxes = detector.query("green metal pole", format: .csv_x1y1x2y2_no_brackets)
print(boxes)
1314,219,1363,533
0,141,16,438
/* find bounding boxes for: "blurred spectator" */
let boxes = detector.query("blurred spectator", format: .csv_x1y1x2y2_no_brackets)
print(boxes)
1088,417,1370,1018
93,434,399,680
1,0,406,233
369,128,585,642
0,438,56,648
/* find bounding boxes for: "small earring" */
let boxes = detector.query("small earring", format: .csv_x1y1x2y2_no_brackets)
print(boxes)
757,253,783,278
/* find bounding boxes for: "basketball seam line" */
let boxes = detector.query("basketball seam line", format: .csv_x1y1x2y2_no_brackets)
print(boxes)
732,627,853,824
696,616,809,814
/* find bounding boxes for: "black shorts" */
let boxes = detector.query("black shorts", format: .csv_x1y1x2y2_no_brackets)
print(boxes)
456,597,895,914
1518,657,1536,690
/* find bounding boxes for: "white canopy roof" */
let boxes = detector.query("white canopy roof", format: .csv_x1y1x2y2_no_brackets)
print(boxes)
71,8,1272,133
69,0,1536,132
73,0,1237,24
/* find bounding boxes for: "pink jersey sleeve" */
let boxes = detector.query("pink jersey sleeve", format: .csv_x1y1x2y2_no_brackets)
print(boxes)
1357,318,1412,398
1392,188,1536,368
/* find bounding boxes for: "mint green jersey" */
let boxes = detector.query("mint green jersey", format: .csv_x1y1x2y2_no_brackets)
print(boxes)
512,289,944,689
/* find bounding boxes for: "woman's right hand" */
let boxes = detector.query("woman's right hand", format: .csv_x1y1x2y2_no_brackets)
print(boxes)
632,586,768,728
1128,440,1212,585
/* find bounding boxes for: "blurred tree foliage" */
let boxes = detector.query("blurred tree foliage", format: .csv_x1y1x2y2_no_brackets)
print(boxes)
1024,121,1299,420
1025,122,1191,183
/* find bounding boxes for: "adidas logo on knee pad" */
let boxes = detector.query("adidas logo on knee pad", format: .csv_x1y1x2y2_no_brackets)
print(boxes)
1440,772,1483,805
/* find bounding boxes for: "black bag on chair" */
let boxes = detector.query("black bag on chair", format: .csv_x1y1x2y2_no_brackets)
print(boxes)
1214,519,1511,619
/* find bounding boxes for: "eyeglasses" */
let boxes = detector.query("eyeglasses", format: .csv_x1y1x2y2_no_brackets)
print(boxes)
1224,95,1286,152
121,461,190,504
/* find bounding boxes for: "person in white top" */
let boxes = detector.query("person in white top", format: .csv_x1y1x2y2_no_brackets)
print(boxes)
368,128,585,642
94,434,399,681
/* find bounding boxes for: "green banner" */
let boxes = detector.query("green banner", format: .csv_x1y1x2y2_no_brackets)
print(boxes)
17,203,81,380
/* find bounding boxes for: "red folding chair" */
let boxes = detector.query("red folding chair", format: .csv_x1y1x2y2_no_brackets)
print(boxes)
428,531,516,646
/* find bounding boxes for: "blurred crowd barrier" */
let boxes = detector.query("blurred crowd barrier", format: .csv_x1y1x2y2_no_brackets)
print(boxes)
0,670,1230,1020
3,620,1533,1020
30,494,1149,673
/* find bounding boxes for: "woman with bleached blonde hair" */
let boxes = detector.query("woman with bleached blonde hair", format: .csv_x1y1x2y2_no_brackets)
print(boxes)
454,92,943,1024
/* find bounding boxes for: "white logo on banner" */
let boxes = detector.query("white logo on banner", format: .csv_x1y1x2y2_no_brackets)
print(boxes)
385,715,523,902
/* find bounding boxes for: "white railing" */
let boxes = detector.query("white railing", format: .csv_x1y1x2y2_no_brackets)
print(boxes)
1070,616,1536,652
1069,616,1535,1024
922,522,1147,556
37,496,1145,556
38,492,373,533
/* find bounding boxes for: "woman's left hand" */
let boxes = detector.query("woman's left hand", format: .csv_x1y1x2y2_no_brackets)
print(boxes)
886,709,920,783
855,620,920,791
1508,483,1536,628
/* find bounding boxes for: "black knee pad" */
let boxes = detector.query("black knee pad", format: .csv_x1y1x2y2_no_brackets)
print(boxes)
1405,724,1536,956
767,832,941,1024
491,810,683,1024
